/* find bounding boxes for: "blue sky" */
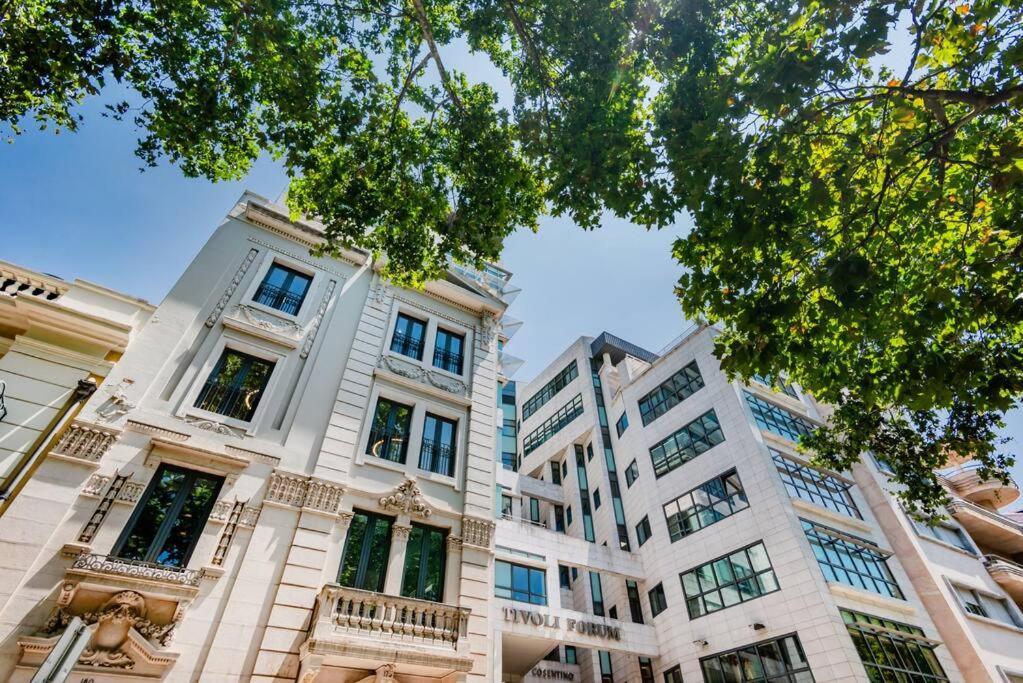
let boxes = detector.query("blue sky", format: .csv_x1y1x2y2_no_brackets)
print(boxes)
3,85,1023,498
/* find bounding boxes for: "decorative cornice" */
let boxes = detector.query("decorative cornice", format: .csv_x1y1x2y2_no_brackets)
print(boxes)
337,511,355,530
71,554,202,587
224,444,281,467
246,234,359,273
125,419,190,442
446,536,463,552
393,292,474,325
206,248,258,328
461,516,494,549
391,524,413,541
180,415,244,439
224,304,304,345
379,478,433,518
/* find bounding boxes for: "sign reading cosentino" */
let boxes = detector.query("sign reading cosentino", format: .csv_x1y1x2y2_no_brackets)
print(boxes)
502,607,622,640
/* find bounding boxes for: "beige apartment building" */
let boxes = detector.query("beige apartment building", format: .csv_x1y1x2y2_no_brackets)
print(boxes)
0,193,1021,682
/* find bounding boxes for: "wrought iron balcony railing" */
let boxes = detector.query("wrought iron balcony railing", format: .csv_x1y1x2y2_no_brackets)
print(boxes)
419,439,454,477
194,378,264,422
390,332,424,360
432,348,463,375
253,282,305,316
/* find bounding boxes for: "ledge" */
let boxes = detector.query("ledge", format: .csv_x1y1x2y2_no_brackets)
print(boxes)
790,499,874,534
146,437,250,476
827,582,917,616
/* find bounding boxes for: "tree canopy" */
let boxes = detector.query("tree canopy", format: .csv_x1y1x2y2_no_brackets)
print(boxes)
4,0,1022,513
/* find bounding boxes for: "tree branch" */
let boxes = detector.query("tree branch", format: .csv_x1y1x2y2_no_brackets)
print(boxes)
407,0,464,112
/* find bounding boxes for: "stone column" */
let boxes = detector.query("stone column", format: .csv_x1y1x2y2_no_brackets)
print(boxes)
443,536,463,603
383,524,412,595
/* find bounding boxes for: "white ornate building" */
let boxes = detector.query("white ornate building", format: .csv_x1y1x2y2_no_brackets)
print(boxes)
0,194,1022,682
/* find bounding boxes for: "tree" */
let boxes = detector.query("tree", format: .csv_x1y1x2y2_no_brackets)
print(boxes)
4,0,1021,513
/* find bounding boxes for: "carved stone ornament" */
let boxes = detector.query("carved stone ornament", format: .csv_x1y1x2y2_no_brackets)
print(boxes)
206,248,258,327
376,664,397,682
81,473,112,497
264,470,345,516
182,415,243,438
379,477,433,518
96,379,136,421
52,422,119,463
377,355,468,396
0,379,8,422
391,524,413,542
370,278,391,305
479,312,498,347
229,304,304,339
301,279,337,358
117,480,146,504
461,516,495,549
41,590,176,670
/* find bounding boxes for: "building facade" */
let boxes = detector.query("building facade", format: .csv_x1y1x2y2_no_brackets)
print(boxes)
0,194,1022,682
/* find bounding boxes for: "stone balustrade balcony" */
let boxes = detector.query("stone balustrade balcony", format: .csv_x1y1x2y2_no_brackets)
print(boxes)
302,584,473,679
983,554,1023,606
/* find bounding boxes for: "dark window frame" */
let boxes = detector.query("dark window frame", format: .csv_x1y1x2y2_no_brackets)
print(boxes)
194,348,275,422
338,509,394,592
663,469,749,542
253,261,312,315
367,397,414,464
841,609,949,681
773,449,861,519
433,327,465,375
495,560,548,606
390,312,427,360
400,522,447,602
638,360,705,425
521,360,579,420
649,410,725,478
615,412,629,437
420,412,457,477
700,633,815,683
648,582,668,617
802,519,904,600
627,580,645,624
744,391,817,442
636,515,652,546
522,395,584,456
625,459,639,488
663,665,683,683
680,541,780,619
112,463,223,568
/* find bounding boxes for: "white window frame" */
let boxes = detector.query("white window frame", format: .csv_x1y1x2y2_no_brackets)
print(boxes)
947,578,1023,630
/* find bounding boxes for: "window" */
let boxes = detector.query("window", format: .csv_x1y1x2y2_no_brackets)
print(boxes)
367,398,413,463
575,445,596,542
522,360,579,420
608,605,618,619
773,450,861,519
636,516,652,546
615,412,629,437
649,410,725,478
663,666,683,683
500,382,518,471
680,542,779,618
401,523,446,602
590,571,605,616
544,647,560,662
648,582,668,617
952,585,1022,626
587,443,594,461
639,658,655,683
802,520,903,599
433,328,465,374
599,651,613,682
420,413,457,476
550,461,562,485
559,565,571,588
554,505,566,532
625,460,639,487
909,515,974,553
744,391,816,442
593,488,602,509
522,395,584,456
113,464,223,568
502,449,518,472
500,494,513,518
253,262,311,315
638,361,705,425
194,349,274,422
565,646,578,665
338,510,393,592
701,634,814,683
566,505,573,526
663,469,748,542
841,609,949,681
529,497,541,524
752,374,799,399
391,313,427,360
496,560,547,605
627,580,644,623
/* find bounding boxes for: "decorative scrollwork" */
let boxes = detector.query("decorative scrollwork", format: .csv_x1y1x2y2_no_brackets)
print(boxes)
52,422,119,462
206,248,258,327
379,477,433,518
72,553,202,587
